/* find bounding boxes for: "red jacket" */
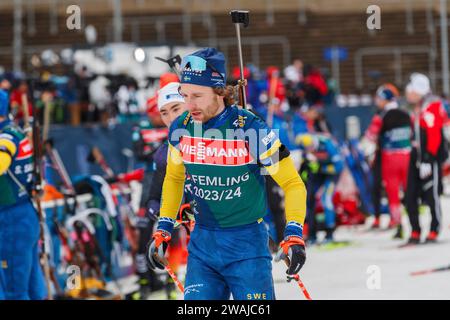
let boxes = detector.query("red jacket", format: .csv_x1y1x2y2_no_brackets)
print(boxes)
305,70,328,96
364,113,383,143
415,97,448,162
10,89,33,119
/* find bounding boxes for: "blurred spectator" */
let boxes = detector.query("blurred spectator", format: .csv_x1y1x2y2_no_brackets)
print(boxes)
74,65,95,123
35,83,69,126
10,80,33,126
89,75,112,125
246,64,267,112
115,78,140,123
265,66,286,108
302,105,332,134
231,66,250,83
284,58,304,86
0,78,11,91
321,68,338,106
303,65,328,107
50,72,80,126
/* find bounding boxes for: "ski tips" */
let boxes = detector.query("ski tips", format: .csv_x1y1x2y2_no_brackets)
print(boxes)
410,265,450,276
410,270,430,276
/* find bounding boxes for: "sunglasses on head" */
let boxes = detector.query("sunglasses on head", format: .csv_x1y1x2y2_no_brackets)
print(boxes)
181,55,225,81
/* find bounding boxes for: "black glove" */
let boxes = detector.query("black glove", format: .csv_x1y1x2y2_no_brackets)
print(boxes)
146,230,171,270
279,236,307,275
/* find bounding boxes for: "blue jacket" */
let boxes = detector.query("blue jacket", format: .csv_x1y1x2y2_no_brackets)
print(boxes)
306,134,344,175
0,120,34,208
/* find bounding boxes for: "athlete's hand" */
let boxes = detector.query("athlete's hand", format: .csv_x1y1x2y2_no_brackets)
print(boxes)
146,230,171,270
419,162,432,179
279,236,306,275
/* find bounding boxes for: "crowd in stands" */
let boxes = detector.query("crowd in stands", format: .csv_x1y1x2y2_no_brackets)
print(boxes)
0,57,343,128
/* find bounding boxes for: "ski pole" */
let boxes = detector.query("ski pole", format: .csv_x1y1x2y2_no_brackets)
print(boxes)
165,264,184,294
153,253,185,294
277,251,312,300
287,273,312,300
411,264,450,276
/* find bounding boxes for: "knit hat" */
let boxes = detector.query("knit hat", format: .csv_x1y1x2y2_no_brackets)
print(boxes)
159,73,179,88
406,73,431,97
376,83,399,101
157,82,185,111
180,48,226,88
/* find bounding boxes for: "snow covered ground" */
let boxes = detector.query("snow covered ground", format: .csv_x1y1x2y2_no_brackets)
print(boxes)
274,197,450,300
111,197,450,300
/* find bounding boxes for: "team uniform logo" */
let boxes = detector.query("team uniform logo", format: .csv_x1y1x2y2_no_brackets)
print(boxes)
183,113,191,126
232,115,247,128
141,128,168,143
262,131,276,146
179,136,254,166
181,55,225,87
15,138,33,161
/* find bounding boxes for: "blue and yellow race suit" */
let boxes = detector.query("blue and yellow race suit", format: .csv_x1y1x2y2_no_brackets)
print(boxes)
156,105,307,300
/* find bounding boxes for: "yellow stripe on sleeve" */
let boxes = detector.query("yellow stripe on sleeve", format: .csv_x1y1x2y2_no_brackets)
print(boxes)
0,139,17,175
259,139,282,161
159,143,186,220
265,156,307,225
0,138,17,156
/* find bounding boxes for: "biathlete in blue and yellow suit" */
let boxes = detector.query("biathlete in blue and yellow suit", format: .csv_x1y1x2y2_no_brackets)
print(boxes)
296,133,344,244
0,87,47,300
146,48,308,300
